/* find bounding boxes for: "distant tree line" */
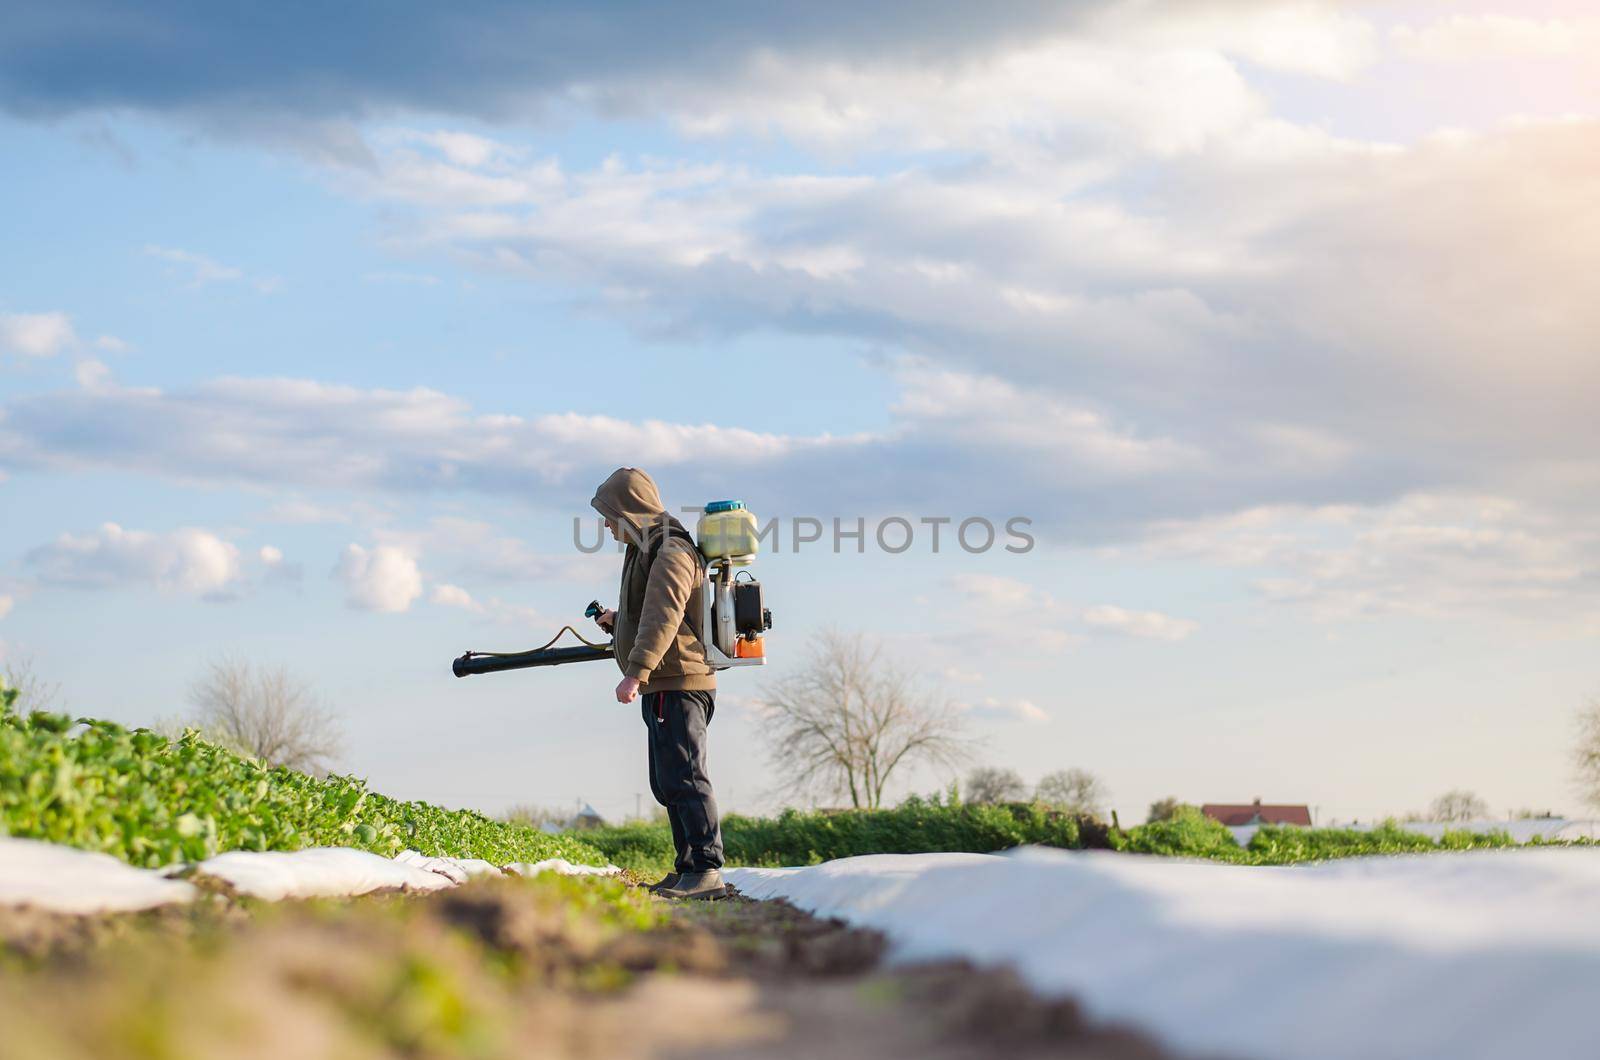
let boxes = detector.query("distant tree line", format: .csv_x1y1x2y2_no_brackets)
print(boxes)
963,766,1111,817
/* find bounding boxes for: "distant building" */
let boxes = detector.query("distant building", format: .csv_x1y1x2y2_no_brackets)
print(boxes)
1202,798,1312,827
567,802,607,830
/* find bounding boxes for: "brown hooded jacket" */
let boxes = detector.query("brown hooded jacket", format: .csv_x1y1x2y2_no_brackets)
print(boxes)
590,468,715,693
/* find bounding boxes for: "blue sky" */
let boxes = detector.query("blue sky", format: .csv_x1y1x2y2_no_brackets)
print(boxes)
2,0,1597,824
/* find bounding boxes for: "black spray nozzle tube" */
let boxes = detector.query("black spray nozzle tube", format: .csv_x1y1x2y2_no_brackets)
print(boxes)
452,642,614,678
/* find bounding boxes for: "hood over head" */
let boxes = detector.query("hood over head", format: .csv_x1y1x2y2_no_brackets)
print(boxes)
590,467,667,542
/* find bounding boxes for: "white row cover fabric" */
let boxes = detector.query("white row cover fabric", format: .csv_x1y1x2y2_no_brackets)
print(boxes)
0,837,619,912
393,849,505,884
504,858,622,878
196,848,459,900
0,836,199,914
726,846,1600,1060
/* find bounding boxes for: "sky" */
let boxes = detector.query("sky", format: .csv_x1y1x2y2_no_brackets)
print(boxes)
1,0,1597,825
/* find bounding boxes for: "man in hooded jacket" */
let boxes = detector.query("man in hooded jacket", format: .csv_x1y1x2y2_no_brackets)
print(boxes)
590,467,726,899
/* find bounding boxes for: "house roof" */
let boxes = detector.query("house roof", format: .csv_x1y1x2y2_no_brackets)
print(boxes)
1201,800,1312,827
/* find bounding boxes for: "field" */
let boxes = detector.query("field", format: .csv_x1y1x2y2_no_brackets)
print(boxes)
5,688,1600,1060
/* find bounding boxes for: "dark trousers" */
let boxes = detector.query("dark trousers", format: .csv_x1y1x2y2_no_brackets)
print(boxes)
642,689,724,873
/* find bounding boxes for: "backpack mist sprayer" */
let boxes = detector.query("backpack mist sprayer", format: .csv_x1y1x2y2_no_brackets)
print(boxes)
451,500,772,679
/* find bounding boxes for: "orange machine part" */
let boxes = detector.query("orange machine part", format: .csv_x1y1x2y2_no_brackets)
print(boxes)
735,636,765,658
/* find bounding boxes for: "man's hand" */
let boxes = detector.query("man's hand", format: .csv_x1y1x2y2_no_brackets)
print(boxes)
615,675,641,704
596,608,616,634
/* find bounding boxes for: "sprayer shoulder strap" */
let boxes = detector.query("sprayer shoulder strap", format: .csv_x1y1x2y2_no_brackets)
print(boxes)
625,521,700,620
644,522,699,571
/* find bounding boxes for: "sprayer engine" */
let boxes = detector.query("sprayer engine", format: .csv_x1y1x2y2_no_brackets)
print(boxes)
696,499,771,669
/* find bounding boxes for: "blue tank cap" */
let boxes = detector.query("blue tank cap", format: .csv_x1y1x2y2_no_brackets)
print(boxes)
705,500,744,513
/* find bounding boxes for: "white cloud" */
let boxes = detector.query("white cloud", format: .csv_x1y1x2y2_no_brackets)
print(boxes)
0,1,1377,141
363,271,440,285
331,116,1600,524
428,581,546,627
257,543,304,584
0,595,12,620
962,697,1050,724
145,245,280,293
391,128,525,169
1080,604,1198,642
262,499,362,524
0,374,876,519
145,244,242,285
1392,15,1600,62
25,523,241,595
430,583,476,609
74,358,112,389
947,572,1195,643
0,374,824,492
652,38,1265,159
3,11,1597,595
568,4,1376,158
393,517,613,584
94,334,130,353
336,543,422,613
1140,493,1600,623
1,312,76,358
947,573,1039,611
1100,3,1377,80
893,359,1203,477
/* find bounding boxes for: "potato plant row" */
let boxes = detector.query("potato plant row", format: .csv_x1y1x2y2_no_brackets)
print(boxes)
0,691,604,869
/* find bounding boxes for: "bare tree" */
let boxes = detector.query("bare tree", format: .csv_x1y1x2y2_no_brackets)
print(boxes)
759,630,969,809
2,655,63,714
1036,768,1111,817
186,659,342,774
966,766,1029,805
1575,699,1600,812
1427,789,1489,823
1147,797,1183,824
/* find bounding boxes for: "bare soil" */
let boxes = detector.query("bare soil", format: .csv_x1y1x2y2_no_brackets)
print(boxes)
0,878,1188,1060
665,888,1177,1060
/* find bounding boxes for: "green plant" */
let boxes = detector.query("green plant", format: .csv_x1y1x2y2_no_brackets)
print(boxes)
576,796,1551,874
1246,820,1514,862
1116,805,1245,860
0,707,605,868
577,796,1086,875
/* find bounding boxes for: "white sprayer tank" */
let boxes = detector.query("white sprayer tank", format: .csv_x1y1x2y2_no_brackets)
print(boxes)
696,500,759,563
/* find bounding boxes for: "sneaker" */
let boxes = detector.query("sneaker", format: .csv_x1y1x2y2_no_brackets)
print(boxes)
646,872,682,893
657,869,727,900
